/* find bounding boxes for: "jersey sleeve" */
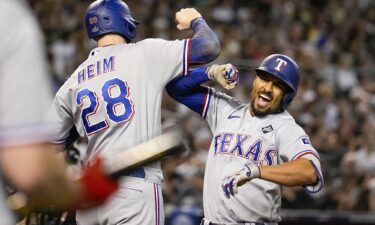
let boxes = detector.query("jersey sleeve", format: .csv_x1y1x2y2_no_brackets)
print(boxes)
204,89,239,133
142,38,190,91
276,123,323,193
0,1,54,147
47,88,75,144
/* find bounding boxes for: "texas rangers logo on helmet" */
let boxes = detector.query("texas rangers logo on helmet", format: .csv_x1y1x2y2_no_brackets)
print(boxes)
275,58,288,71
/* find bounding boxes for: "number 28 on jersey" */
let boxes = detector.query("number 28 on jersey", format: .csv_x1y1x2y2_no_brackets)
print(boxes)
76,78,134,135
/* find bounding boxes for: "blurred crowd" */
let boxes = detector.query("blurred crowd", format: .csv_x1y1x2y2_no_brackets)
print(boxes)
27,0,375,221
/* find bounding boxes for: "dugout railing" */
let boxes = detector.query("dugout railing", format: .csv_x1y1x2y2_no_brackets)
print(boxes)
280,209,375,225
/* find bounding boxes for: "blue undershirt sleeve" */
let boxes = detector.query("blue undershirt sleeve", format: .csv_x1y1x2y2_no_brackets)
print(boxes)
166,67,211,116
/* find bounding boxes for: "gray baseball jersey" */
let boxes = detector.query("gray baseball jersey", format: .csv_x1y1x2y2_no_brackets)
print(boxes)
0,0,53,224
202,89,323,223
50,39,189,166
49,38,190,225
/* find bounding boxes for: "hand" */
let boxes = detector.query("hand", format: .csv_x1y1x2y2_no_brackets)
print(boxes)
206,64,239,90
175,8,202,30
222,163,260,199
76,157,119,209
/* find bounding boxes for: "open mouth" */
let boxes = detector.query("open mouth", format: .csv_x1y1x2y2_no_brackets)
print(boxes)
256,93,273,107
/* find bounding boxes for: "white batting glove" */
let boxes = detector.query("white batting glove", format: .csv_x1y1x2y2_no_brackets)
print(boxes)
206,64,239,90
175,8,202,30
222,163,260,199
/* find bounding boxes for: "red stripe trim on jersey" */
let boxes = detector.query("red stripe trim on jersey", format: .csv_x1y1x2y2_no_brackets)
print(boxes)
157,184,160,225
200,88,211,118
292,150,320,161
200,92,208,116
183,39,191,76
183,40,187,75
153,183,159,225
203,88,212,119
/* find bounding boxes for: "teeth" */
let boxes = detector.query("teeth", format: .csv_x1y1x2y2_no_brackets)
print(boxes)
259,93,271,101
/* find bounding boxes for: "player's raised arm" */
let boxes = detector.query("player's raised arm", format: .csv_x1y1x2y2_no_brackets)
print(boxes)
166,64,238,115
175,8,220,64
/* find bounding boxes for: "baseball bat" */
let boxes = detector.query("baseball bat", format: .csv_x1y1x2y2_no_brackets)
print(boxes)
103,129,188,179
8,129,188,217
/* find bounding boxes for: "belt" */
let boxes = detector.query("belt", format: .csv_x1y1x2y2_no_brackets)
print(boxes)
205,223,264,225
124,168,145,178
200,218,265,225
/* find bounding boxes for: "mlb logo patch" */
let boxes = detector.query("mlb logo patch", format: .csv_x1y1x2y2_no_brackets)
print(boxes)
302,137,310,145
262,125,273,134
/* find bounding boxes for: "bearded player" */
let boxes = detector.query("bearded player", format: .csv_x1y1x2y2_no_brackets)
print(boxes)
166,55,323,225
48,0,220,224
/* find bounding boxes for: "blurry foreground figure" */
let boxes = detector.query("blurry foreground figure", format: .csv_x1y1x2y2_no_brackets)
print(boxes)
0,1,118,224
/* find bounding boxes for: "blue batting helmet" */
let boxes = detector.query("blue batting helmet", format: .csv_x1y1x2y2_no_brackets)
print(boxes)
85,0,139,41
255,54,300,111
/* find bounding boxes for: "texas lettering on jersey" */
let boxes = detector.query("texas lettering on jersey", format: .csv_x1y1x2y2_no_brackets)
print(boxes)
213,132,277,166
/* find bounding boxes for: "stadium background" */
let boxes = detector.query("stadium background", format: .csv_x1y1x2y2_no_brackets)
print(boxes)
27,0,375,224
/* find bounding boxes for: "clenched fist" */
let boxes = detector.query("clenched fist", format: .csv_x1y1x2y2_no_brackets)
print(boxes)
206,64,239,90
175,8,202,30
222,163,260,198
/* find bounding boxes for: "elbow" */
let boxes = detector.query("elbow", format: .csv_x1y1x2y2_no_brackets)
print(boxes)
166,83,176,98
166,82,182,100
208,38,220,61
304,166,319,186
204,38,220,62
190,36,221,64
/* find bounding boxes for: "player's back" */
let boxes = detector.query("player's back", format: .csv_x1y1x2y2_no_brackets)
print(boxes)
52,38,188,169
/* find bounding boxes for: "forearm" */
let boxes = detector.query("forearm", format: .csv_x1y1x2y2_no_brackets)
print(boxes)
259,158,318,187
166,67,210,115
21,171,81,214
2,144,80,214
0,143,65,192
166,67,209,96
5,144,117,214
190,18,220,64
167,63,238,115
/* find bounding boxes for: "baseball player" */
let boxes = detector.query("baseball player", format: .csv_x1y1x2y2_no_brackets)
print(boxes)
0,0,120,223
166,55,324,225
48,0,220,224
